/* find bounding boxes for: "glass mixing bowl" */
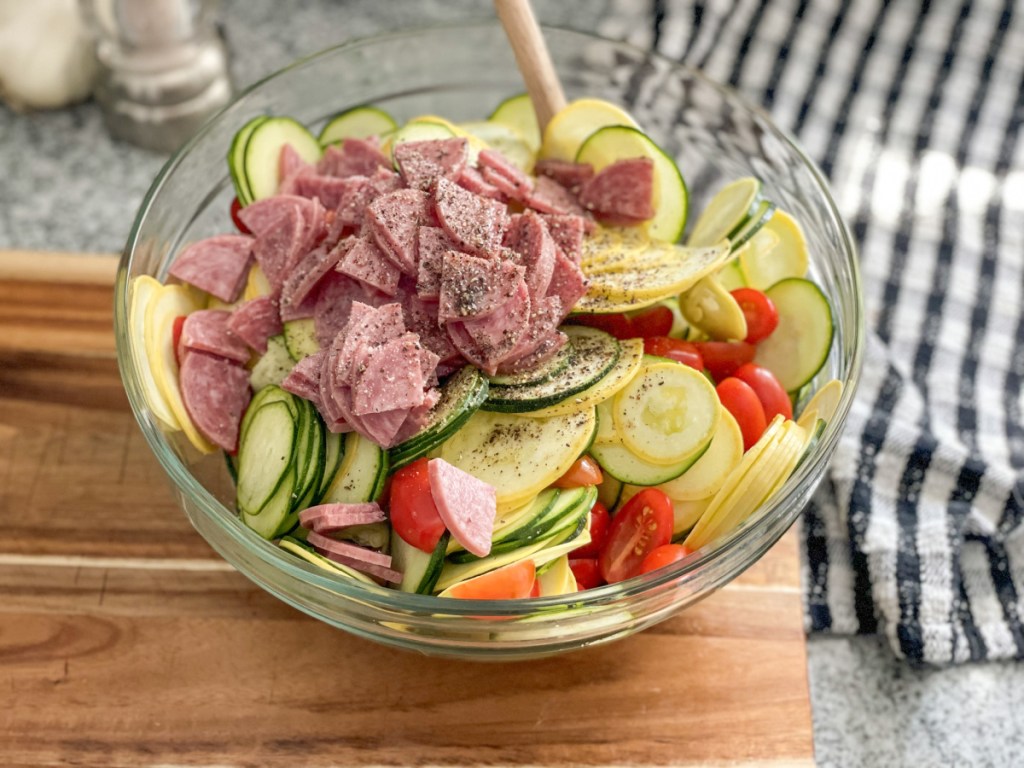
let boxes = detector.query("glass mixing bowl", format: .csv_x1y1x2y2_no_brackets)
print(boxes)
114,22,863,660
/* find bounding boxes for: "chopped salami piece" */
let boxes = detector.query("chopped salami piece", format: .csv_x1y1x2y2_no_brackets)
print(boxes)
478,148,533,202
179,350,252,452
394,138,469,191
447,281,531,374
280,241,349,322
351,333,427,416
313,272,369,347
227,296,282,354
403,295,460,364
366,188,433,274
298,502,386,534
503,211,557,302
179,309,251,363
497,329,568,375
495,295,566,374
358,405,419,449
318,138,391,178
336,236,401,296
438,251,526,323
250,201,306,287
524,175,586,216
333,302,406,385
392,388,442,445
427,458,496,558
540,213,587,264
433,177,509,257
281,349,326,405
317,348,351,433
292,174,356,210
415,227,453,300
577,157,656,224
277,144,316,195
306,531,401,583
534,158,595,191
456,165,505,201
545,246,589,312
168,235,253,303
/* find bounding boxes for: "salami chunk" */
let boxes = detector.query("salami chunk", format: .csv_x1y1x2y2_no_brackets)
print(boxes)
306,531,401,583
427,458,496,558
534,158,595,191
227,296,282,354
433,177,509,257
447,281,531,374
180,309,251,363
168,234,252,303
366,188,433,274
394,138,469,191
503,211,557,302
524,175,585,216
539,213,587,264
577,157,655,224
281,349,326,405
318,138,391,178
299,502,386,534
280,242,349,322
336,237,401,296
456,165,505,201
179,350,252,452
545,246,589,312
313,272,368,348
351,333,427,416
478,148,533,203
438,251,526,323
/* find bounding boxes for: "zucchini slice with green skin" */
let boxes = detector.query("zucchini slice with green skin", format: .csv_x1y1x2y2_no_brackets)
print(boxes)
487,342,573,388
727,199,776,253
754,278,834,392
242,117,322,202
228,116,268,205
314,430,346,504
249,334,294,392
483,327,620,413
575,124,689,243
283,318,320,361
392,532,449,594
319,432,389,504
236,400,295,516
319,105,397,146
388,366,490,470
590,438,706,486
488,92,541,152
596,474,624,510
687,176,762,247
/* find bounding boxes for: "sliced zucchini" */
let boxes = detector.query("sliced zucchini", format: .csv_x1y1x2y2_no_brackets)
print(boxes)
242,463,297,540
331,521,391,552
319,105,397,145
489,92,541,152
678,275,747,341
590,437,703,486
283,318,320,361
391,531,449,594
686,176,762,247
228,116,268,205
319,432,388,504
524,337,644,419
593,397,618,445
540,97,639,162
715,258,748,292
293,399,325,508
388,366,489,470
483,327,620,413
728,200,776,253
596,473,624,510
536,555,578,596
249,334,294,392
575,124,688,243
438,408,597,507
236,400,295,515
754,278,834,392
315,430,345,503
739,209,809,289
655,407,743,501
242,117,322,202
613,361,719,466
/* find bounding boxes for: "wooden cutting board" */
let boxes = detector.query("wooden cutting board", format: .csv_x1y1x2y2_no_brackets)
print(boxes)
0,252,814,767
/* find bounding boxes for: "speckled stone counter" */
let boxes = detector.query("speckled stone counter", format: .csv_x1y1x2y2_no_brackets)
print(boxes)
3,1,1022,765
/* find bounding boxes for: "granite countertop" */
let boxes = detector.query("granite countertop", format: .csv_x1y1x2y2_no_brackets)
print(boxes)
3,1,1022,764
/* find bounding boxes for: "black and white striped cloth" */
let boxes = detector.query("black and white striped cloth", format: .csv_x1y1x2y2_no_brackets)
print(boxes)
595,0,1024,664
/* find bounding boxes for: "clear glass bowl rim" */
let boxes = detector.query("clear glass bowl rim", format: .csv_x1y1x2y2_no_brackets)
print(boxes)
113,20,865,619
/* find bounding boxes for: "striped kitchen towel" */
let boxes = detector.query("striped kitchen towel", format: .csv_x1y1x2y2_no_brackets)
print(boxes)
596,0,1024,664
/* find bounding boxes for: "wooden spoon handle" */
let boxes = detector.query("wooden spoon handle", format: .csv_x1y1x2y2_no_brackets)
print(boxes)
493,0,567,133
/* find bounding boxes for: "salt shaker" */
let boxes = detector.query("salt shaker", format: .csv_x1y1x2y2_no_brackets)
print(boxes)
81,0,232,152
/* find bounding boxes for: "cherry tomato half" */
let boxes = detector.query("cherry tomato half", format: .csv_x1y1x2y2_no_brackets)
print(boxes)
569,558,604,590
692,340,756,382
172,315,187,367
599,488,674,583
643,336,704,370
230,197,251,234
640,543,692,574
733,363,793,421
552,456,604,488
730,287,779,344
447,560,536,600
567,313,635,340
629,305,674,338
716,377,768,451
570,501,610,559
388,458,446,552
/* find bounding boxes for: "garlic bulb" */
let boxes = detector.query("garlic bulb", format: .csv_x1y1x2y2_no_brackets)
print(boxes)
0,0,98,111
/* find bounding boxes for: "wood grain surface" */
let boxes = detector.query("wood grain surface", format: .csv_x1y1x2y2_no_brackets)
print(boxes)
0,253,814,767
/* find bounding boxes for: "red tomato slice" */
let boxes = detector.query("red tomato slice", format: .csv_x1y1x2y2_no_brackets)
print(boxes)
599,489,674,583
172,315,187,367
730,288,779,344
630,305,674,338
643,336,704,370
388,458,446,552
570,501,610,559
692,341,756,381
733,363,793,421
639,543,692,574
230,197,251,234
567,313,635,340
716,377,768,451
447,560,536,600
569,558,604,590
552,456,604,488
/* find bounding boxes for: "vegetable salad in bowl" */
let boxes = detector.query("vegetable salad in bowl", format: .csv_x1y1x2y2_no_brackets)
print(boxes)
116,24,861,658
